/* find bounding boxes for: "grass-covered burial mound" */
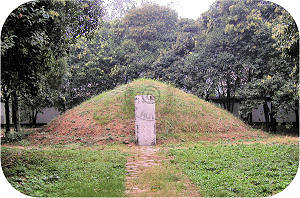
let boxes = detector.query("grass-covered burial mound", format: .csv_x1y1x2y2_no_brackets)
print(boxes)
30,79,265,145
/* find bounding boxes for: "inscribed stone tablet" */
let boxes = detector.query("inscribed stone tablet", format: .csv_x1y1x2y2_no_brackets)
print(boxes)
135,95,156,146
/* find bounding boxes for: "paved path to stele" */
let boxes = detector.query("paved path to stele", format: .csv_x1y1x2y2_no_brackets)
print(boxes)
125,146,200,197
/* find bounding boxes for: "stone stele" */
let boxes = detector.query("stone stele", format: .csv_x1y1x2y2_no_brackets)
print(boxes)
135,95,156,146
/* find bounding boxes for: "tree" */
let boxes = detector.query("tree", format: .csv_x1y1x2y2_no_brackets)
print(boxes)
229,0,299,130
1,0,104,136
150,17,200,88
58,4,181,109
1,1,51,134
60,20,137,109
196,0,282,114
60,25,120,109
20,57,67,126
271,7,299,127
122,3,179,77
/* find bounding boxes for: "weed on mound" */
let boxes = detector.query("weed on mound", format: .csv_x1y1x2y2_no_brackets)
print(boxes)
29,78,265,145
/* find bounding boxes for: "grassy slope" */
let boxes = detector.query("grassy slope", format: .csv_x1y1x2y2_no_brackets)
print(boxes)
33,78,266,145
1,147,127,197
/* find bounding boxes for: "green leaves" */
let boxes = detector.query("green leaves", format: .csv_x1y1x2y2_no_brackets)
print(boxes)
1,0,105,116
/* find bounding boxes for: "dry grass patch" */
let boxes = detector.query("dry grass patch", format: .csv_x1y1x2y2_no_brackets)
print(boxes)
129,161,200,197
236,134,299,145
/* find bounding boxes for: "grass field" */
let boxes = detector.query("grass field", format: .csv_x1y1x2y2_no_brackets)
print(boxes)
169,143,299,197
1,140,299,197
1,147,127,197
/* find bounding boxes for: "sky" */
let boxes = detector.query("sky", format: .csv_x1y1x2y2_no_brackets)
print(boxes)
152,0,300,22
152,0,216,19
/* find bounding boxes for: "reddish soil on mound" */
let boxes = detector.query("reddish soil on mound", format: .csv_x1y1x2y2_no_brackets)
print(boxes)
26,103,267,146
28,105,135,146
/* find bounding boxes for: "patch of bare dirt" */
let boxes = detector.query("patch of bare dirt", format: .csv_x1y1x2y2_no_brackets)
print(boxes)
125,146,200,197
125,147,161,195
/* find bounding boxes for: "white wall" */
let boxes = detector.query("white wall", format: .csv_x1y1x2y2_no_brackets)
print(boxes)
1,103,60,124
36,107,60,123
252,103,271,122
212,101,296,123
252,103,296,123
0,103,11,124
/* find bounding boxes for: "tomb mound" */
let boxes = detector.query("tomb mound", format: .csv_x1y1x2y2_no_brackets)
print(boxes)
30,79,265,145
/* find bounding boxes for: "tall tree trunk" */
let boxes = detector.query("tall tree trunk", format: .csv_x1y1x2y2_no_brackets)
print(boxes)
263,102,270,130
11,91,21,132
31,107,37,127
269,103,277,132
248,112,252,125
230,97,235,113
221,100,226,110
294,109,299,129
4,98,11,137
226,79,231,112
226,95,232,112
34,110,38,126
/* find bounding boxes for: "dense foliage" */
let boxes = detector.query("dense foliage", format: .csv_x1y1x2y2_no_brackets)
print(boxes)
1,0,104,134
1,0,298,135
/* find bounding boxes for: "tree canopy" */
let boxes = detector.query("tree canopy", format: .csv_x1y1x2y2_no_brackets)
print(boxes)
1,0,104,134
1,0,298,135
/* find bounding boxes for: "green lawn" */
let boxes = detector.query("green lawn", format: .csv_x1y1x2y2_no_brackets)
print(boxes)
1,142,298,197
1,147,127,197
169,143,299,197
